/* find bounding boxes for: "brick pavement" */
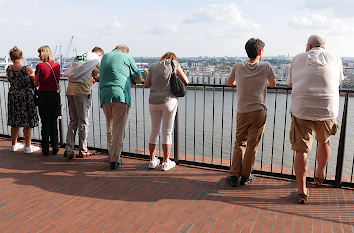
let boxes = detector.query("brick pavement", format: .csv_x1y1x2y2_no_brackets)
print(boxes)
0,138,353,233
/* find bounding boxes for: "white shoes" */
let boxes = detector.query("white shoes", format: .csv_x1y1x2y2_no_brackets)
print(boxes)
24,145,40,154
161,159,176,171
10,143,24,152
148,156,160,169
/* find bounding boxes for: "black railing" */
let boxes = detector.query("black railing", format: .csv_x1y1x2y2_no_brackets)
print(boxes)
0,78,353,188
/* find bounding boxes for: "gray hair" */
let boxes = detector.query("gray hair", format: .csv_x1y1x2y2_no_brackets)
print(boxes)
115,45,129,54
307,34,326,48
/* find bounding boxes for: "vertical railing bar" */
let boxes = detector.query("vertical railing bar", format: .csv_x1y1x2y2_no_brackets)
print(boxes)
184,90,187,160
97,88,103,149
3,81,9,135
230,86,235,167
314,142,318,178
143,85,146,155
193,86,196,162
211,87,215,164
220,86,225,165
281,91,289,174
350,153,354,183
270,90,278,172
135,85,138,152
91,90,96,148
202,86,205,163
128,119,131,153
335,91,349,187
291,150,295,175
0,81,5,135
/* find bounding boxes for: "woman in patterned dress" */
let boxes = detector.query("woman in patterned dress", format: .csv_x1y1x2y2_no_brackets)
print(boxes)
6,46,40,153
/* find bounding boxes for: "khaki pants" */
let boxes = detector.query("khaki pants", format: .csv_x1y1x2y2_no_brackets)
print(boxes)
230,109,266,178
102,102,130,162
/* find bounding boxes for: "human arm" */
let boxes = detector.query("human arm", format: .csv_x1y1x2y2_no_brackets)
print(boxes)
177,66,189,85
227,65,236,86
267,79,276,88
31,65,40,87
144,71,151,88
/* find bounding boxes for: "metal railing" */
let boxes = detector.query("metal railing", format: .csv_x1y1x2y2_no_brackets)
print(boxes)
0,78,353,188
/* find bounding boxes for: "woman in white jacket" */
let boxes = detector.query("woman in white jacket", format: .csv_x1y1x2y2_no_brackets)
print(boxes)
144,52,188,171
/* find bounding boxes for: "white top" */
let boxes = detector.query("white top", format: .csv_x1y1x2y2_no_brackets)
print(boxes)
289,47,343,121
228,61,275,113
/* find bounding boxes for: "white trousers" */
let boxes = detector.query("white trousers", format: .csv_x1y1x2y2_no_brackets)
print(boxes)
149,98,178,145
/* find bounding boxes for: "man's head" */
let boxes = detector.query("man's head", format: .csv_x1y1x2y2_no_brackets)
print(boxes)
306,34,326,52
92,47,104,58
115,45,129,54
245,38,265,60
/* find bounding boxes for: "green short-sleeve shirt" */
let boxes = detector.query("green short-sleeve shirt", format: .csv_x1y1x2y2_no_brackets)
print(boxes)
99,49,141,106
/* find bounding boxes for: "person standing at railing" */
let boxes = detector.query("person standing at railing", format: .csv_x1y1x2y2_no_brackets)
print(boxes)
289,34,343,204
6,46,40,153
227,38,276,187
144,52,189,171
34,45,61,156
99,45,142,170
63,47,104,159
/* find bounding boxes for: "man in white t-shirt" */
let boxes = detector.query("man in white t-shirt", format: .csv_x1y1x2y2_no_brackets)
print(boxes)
227,38,276,187
289,34,343,204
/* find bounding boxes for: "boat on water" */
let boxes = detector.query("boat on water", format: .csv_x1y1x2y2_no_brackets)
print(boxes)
0,56,9,78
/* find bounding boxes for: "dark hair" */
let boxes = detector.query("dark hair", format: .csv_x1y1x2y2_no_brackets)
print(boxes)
245,38,265,59
9,46,23,61
92,46,104,55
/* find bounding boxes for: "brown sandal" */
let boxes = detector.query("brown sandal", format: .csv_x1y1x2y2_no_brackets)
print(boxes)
297,189,309,204
77,150,95,158
314,176,325,185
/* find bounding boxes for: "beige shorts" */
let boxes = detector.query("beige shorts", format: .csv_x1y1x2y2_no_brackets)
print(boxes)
289,115,338,153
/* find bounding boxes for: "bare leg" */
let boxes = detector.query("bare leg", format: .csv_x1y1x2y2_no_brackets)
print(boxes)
315,140,331,178
11,127,20,145
294,151,308,194
149,143,157,161
162,144,171,162
23,128,33,147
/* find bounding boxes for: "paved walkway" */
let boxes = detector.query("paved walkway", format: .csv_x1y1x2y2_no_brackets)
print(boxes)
0,138,353,233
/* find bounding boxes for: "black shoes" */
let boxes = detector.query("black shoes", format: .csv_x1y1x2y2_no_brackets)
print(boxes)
52,148,59,155
110,159,123,170
240,173,255,185
227,174,240,187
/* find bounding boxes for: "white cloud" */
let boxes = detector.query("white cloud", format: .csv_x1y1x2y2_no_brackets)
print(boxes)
183,3,261,30
303,0,354,17
290,14,354,34
145,23,178,35
0,1,4,5
0,18,4,23
103,17,124,32
23,20,33,28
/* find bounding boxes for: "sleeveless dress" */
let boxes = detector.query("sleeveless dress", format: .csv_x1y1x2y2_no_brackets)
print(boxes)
7,66,39,128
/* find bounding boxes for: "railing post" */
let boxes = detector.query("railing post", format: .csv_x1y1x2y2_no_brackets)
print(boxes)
174,108,179,164
58,116,65,147
335,91,349,187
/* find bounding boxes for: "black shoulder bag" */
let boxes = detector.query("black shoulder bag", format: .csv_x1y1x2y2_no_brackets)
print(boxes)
169,60,186,97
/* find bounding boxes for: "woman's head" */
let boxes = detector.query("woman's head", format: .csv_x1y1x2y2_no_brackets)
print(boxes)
9,46,23,61
159,52,178,62
38,45,55,62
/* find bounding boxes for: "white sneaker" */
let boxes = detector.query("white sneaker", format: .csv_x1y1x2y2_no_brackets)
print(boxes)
148,157,160,169
24,145,40,154
10,143,24,152
161,160,176,171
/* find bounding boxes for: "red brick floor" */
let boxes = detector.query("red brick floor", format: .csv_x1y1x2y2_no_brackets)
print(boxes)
0,138,353,233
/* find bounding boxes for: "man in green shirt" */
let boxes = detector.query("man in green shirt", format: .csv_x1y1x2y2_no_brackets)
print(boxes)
99,45,142,170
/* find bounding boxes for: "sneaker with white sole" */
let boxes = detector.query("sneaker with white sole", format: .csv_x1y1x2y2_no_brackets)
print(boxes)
161,159,176,171
10,143,24,152
24,145,40,154
148,157,160,169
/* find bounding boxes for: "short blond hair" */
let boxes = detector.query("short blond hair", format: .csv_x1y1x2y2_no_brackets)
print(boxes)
38,45,55,62
115,45,129,54
307,34,326,48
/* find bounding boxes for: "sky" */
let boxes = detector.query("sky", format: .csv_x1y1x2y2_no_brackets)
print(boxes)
0,0,354,58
